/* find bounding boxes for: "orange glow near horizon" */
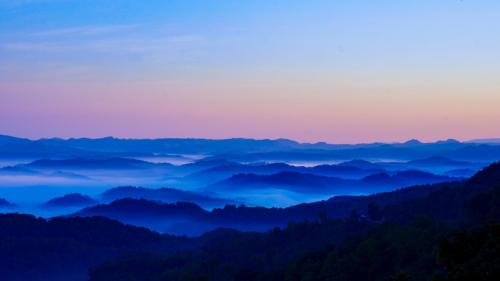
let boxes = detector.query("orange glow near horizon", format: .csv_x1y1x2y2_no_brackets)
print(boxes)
1,1,500,143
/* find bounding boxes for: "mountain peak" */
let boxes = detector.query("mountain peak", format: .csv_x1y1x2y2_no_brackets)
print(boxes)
403,139,422,145
436,139,461,144
466,161,500,188
42,193,97,208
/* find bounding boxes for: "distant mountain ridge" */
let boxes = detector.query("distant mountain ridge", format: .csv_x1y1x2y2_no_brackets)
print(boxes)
186,162,383,185
208,170,457,194
2,134,500,161
407,156,475,167
101,186,236,208
42,193,98,208
3,160,500,281
73,170,463,235
72,161,500,236
467,138,500,144
0,198,16,208
22,157,172,170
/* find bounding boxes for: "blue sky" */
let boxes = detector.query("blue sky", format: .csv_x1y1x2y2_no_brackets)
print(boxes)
1,0,500,142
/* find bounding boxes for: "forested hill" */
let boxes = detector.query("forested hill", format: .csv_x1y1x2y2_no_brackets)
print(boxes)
0,214,197,281
88,162,500,281
2,162,500,281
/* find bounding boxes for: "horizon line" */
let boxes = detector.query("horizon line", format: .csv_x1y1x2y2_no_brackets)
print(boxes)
2,133,500,146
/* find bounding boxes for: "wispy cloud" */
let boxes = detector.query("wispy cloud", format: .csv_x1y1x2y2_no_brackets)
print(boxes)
0,35,205,54
33,24,140,37
0,42,57,51
0,0,71,7
0,22,205,54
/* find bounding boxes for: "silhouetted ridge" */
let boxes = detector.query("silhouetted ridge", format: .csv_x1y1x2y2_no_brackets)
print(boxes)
0,166,36,174
72,161,500,236
25,157,164,169
210,170,455,194
101,186,234,208
0,198,15,208
183,158,237,169
86,161,500,281
42,193,97,208
186,162,383,185
403,139,423,145
72,180,458,235
3,159,500,281
408,156,471,167
361,172,392,183
0,135,30,145
77,198,208,219
3,134,500,161
210,171,344,193
382,161,500,223
0,213,195,281
394,170,445,180
339,159,380,169
445,168,476,178
466,161,500,188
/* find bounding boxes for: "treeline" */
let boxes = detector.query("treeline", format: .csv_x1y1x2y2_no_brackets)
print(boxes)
88,163,500,281
2,162,500,281
88,219,500,281
0,214,196,281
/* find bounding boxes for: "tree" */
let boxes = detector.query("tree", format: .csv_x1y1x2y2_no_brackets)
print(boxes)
387,272,412,281
368,202,383,221
317,211,329,224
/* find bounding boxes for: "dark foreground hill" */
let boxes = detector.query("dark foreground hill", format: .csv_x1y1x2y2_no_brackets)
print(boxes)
75,172,460,235
3,162,500,281
87,162,500,281
0,214,197,281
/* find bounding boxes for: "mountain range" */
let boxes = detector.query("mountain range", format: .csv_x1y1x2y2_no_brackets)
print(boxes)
207,170,457,194
2,134,500,161
72,169,463,235
86,161,500,281
101,186,236,208
21,157,173,170
42,193,98,208
2,160,500,281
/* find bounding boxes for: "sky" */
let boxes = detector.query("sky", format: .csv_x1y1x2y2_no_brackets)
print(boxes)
1,0,499,143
